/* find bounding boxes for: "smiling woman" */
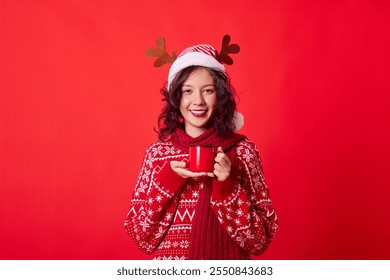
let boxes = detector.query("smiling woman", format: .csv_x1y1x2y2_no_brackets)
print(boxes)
123,42,278,260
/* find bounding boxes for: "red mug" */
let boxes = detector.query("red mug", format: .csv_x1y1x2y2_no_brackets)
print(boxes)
189,146,216,172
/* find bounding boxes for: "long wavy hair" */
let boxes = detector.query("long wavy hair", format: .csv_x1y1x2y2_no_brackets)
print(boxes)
156,66,237,141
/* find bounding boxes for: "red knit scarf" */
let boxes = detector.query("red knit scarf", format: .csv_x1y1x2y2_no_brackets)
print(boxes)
170,127,250,259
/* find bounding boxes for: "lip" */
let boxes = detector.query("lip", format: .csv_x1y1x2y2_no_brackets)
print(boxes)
190,109,207,118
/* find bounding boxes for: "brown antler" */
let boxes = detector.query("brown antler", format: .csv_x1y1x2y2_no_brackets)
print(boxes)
145,37,177,67
215,34,240,65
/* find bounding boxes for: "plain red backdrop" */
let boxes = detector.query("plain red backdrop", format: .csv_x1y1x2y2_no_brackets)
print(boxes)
1,0,389,259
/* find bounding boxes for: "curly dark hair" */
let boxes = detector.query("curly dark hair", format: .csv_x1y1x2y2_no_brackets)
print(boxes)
156,66,237,141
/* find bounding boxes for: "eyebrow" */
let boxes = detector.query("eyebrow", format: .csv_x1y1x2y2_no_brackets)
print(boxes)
182,84,215,87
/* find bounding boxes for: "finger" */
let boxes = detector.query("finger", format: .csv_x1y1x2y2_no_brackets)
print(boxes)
214,162,229,173
173,166,207,177
174,168,200,179
215,156,231,171
215,147,224,160
188,171,210,178
170,160,187,169
215,150,231,164
179,169,195,177
214,160,231,180
213,168,229,181
213,169,224,180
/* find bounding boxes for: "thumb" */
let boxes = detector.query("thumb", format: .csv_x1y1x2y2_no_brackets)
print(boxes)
217,146,224,153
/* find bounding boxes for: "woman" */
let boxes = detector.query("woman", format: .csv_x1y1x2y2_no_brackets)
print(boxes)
124,44,278,260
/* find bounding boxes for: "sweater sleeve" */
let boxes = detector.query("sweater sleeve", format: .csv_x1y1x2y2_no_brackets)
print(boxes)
124,143,187,254
210,140,278,255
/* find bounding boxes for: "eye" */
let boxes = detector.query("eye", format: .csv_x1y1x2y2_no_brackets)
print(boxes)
203,88,215,94
181,89,192,94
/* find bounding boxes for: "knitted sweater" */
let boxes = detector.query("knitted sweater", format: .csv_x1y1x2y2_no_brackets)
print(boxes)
124,129,278,260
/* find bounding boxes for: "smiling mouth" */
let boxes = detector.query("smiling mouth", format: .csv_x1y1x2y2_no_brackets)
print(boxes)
190,110,207,117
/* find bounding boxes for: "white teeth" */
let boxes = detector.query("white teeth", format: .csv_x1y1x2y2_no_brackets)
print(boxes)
190,110,207,117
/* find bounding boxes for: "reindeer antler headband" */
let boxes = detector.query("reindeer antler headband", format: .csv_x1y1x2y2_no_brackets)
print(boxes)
146,34,240,87
145,34,244,131
146,34,240,66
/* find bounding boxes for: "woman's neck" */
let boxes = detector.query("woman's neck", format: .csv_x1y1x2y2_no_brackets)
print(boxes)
184,126,208,138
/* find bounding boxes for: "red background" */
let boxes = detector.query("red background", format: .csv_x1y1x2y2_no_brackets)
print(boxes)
1,0,389,259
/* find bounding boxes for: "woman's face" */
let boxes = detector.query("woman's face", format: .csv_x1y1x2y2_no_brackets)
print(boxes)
180,67,217,137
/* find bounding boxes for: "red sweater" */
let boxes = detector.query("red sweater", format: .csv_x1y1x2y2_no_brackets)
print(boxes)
124,131,278,260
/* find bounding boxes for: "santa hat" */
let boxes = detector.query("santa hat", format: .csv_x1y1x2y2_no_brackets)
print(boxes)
167,44,224,89
167,44,244,131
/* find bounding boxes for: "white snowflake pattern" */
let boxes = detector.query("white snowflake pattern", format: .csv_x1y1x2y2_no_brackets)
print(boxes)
236,146,245,155
154,227,164,238
242,148,254,162
236,235,247,247
192,191,199,198
152,146,164,157
180,240,189,248
142,169,151,182
154,255,185,260
253,175,262,189
237,209,243,217
163,146,176,155
243,229,255,240
139,218,150,232
139,241,148,249
137,182,148,193
156,195,162,202
145,159,153,169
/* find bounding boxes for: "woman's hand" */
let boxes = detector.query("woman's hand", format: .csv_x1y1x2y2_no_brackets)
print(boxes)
170,161,213,179
171,146,231,181
213,147,231,181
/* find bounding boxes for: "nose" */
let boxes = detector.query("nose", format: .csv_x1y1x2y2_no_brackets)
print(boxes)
192,90,205,105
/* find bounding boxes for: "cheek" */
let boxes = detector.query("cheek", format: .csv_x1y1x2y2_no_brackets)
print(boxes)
180,97,190,110
208,95,218,109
